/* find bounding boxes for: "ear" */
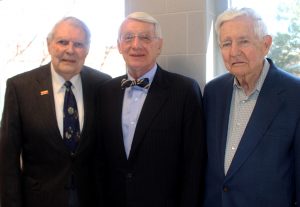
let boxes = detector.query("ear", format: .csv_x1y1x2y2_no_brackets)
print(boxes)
263,35,272,51
117,40,122,54
46,38,52,53
157,38,163,55
158,38,163,48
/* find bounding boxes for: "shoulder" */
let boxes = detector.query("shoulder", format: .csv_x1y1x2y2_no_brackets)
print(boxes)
81,65,112,82
204,72,233,92
99,75,125,90
7,64,50,85
152,67,203,102
80,66,112,90
274,67,300,85
156,67,200,89
267,59,300,88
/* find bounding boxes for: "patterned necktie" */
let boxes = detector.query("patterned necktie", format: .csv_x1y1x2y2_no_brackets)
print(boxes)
63,81,80,152
121,78,150,89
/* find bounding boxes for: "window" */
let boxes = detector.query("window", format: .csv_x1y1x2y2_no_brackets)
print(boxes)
230,0,300,77
0,0,125,118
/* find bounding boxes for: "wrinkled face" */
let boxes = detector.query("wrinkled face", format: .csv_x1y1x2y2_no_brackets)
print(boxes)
118,19,163,78
47,21,89,80
219,16,272,78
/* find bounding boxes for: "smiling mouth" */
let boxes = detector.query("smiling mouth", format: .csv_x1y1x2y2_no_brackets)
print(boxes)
130,54,144,57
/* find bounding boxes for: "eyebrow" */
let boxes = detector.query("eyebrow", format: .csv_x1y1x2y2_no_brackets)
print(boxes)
221,36,249,41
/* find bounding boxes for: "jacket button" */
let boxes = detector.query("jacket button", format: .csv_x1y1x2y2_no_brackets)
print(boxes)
126,173,134,180
223,186,229,192
70,152,76,158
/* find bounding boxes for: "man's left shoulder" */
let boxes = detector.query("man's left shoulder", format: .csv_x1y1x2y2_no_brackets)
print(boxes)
272,66,300,87
81,66,112,82
159,68,199,88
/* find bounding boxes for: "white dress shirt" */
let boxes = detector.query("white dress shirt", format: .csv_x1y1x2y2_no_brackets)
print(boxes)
122,65,157,158
51,65,84,138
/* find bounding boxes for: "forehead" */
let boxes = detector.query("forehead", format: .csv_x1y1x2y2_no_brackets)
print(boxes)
120,19,155,34
52,21,86,41
220,16,255,40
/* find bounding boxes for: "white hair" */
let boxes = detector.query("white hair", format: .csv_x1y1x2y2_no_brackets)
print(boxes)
118,12,162,40
215,7,269,43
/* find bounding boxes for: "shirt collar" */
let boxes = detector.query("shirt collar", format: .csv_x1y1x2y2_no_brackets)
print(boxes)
127,64,157,84
126,64,157,91
51,63,81,93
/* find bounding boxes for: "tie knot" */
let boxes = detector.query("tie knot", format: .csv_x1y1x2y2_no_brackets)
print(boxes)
64,81,72,89
121,78,150,89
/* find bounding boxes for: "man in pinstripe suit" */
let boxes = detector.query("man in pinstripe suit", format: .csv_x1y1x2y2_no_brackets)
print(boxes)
95,12,206,207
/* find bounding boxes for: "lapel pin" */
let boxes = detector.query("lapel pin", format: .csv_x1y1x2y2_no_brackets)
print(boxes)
40,90,49,95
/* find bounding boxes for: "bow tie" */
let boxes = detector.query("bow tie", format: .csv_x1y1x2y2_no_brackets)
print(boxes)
121,78,150,89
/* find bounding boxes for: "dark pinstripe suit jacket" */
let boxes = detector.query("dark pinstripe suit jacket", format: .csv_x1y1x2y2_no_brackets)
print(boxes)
96,65,206,207
0,63,111,207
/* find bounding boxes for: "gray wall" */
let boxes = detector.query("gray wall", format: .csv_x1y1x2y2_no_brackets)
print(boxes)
125,0,229,90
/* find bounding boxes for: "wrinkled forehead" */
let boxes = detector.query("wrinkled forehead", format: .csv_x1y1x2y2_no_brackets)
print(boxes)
220,16,255,38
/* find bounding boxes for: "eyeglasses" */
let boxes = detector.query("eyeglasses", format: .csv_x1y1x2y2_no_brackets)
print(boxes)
119,33,158,44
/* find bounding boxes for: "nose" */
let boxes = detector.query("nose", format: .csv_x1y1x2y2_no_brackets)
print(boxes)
131,36,143,48
230,42,241,56
65,42,75,53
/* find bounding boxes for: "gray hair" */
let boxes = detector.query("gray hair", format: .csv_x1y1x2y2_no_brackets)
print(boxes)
47,16,91,47
215,7,269,44
118,12,162,40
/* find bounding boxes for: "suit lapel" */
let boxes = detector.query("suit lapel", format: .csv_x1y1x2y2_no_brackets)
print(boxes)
80,68,91,134
217,76,235,176
35,64,67,151
128,68,169,160
76,68,91,152
225,65,285,179
113,79,127,159
108,76,128,159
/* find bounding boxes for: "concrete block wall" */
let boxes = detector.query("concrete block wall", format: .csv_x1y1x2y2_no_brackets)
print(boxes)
125,0,228,91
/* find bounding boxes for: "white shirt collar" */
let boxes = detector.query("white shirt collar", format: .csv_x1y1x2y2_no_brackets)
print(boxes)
50,63,81,93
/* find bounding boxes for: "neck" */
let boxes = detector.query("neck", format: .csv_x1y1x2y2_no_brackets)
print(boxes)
236,70,261,96
128,69,149,80
127,63,156,79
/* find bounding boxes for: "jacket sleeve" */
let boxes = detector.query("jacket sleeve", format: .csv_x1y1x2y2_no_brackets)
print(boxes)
180,80,206,207
295,119,300,206
0,78,23,207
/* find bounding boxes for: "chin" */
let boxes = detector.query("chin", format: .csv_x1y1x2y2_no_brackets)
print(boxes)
128,63,145,70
